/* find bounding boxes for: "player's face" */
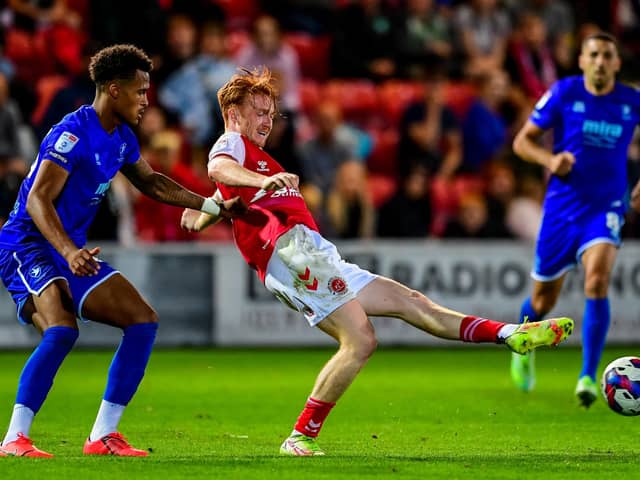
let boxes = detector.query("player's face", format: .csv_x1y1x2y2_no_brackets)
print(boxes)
579,39,620,93
235,94,275,148
113,70,150,125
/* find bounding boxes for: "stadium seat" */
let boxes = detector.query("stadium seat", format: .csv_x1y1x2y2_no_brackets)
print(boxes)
298,79,321,115
214,0,259,31
445,82,477,121
226,29,251,57
366,127,399,177
284,33,331,81
31,75,69,126
377,80,424,127
321,79,379,125
367,173,397,208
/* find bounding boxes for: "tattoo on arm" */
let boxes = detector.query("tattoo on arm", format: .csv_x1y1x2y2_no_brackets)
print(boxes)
121,159,204,210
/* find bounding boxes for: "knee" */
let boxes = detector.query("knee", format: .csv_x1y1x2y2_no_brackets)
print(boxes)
584,273,609,298
129,306,159,326
530,295,556,316
344,330,378,363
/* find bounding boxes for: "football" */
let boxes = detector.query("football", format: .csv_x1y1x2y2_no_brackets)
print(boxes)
600,356,640,416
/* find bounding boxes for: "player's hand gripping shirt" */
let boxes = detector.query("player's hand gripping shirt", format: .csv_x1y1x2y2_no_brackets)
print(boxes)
0,105,140,248
530,76,640,219
209,132,318,281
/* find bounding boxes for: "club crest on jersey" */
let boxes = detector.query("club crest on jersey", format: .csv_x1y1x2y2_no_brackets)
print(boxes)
54,131,79,153
572,101,585,113
256,160,269,172
328,276,347,295
29,266,43,279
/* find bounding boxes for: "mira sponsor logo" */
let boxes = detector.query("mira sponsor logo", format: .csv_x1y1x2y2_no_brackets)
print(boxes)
582,120,622,137
582,119,623,148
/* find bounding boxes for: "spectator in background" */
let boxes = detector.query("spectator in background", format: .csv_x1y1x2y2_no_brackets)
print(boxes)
134,130,211,242
377,162,433,238
5,0,86,75
505,172,544,241
507,11,558,101
298,100,361,193
0,72,24,163
452,0,511,77
235,14,302,175
483,159,517,237
0,157,27,226
330,0,397,81
393,0,454,79
137,104,171,148
154,12,199,84
36,44,96,139
461,70,511,174
325,161,374,239
159,21,236,164
443,191,511,238
506,0,575,76
398,68,462,181
89,0,167,60
260,0,332,35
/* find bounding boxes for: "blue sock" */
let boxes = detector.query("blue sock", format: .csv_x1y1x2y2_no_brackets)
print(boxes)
104,323,158,405
16,326,78,413
580,298,610,380
519,297,542,324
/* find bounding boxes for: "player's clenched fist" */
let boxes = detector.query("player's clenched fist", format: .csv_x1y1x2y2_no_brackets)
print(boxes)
549,151,576,176
218,195,248,219
66,246,101,276
262,172,299,191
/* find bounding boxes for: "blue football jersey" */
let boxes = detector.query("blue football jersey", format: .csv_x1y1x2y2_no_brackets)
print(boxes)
531,76,640,219
0,105,140,248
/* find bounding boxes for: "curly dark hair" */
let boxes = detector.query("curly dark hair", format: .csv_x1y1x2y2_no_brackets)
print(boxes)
89,44,153,87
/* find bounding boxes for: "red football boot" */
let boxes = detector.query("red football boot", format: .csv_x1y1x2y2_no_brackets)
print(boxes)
83,432,148,457
0,433,53,457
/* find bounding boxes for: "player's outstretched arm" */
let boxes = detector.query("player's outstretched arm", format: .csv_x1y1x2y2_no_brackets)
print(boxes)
209,155,299,191
122,157,247,221
181,196,247,232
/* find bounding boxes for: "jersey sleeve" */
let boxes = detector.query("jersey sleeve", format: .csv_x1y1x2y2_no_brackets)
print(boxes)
208,133,246,166
529,82,563,130
40,128,83,172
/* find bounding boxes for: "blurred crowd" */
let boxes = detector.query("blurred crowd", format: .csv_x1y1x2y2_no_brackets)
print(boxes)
1,0,640,243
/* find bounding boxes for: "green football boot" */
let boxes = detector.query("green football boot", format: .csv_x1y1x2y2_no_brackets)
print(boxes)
505,317,574,354
575,375,598,408
279,434,325,456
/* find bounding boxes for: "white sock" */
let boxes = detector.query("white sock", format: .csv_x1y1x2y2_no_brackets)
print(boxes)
497,324,518,340
89,400,125,441
3,404,35,445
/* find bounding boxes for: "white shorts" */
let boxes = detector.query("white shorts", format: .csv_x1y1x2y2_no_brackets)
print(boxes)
264,225,377,326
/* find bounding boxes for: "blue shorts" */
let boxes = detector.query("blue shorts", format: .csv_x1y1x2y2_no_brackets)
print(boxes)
532,207,624,281
0,244,119,324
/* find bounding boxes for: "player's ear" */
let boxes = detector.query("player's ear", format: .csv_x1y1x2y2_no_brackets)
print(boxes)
229,106,239,124
107,82,119,100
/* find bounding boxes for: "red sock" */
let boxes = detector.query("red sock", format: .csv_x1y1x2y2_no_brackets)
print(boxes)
459,316,505,343
293,397,336,438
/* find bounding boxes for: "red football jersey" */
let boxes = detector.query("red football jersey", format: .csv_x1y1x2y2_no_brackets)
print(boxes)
209,132,318,281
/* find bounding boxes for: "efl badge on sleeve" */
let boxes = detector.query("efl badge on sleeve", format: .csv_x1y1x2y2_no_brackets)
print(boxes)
54,131,80,153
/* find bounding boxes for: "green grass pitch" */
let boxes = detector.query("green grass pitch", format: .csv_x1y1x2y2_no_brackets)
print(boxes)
0,346,638,479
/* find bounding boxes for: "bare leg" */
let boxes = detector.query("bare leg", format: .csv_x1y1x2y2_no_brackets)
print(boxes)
311,299,377,403
356,276,466,339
